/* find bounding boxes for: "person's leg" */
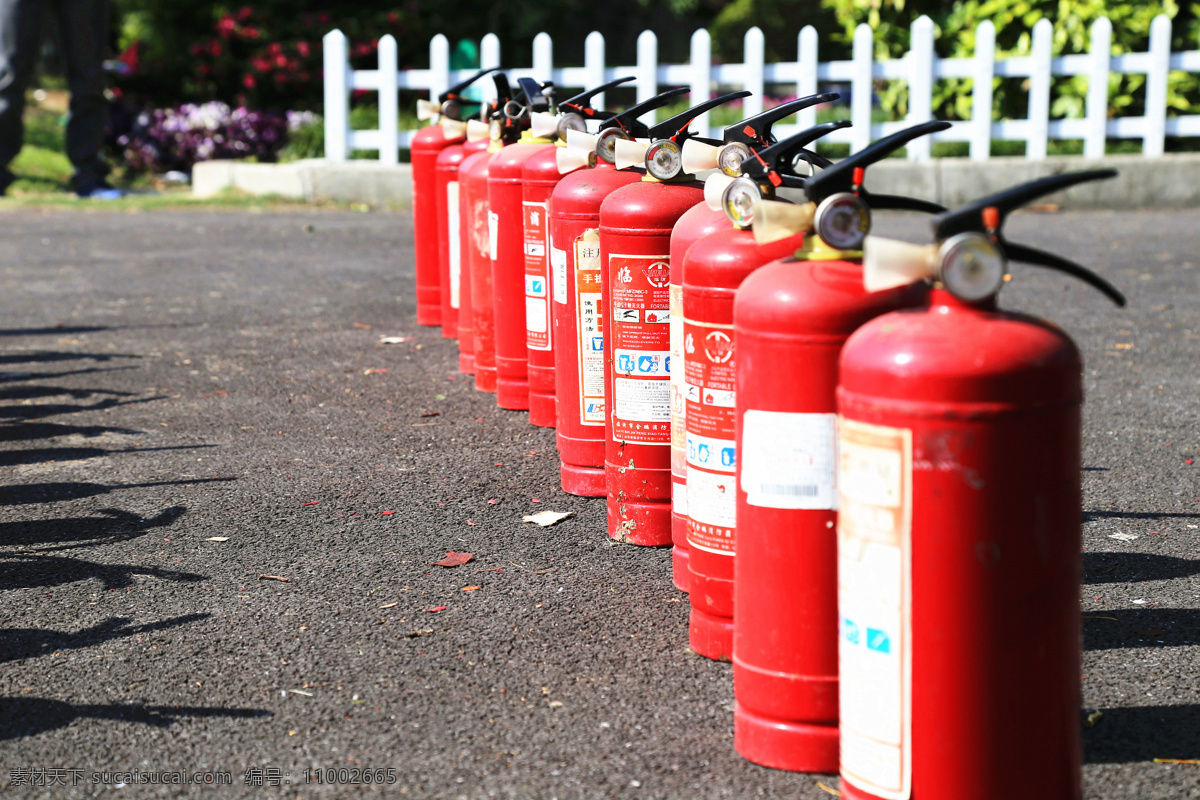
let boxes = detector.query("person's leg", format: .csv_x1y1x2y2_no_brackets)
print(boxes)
0,0,46,194
54,0,111,194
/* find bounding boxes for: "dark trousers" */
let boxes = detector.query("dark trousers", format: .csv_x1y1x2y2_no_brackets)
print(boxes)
0,0,110,193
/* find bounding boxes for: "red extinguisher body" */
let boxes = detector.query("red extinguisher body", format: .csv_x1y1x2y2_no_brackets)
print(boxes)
522,147,567,428
549,163,643,496
836,289,1083,800
411,125,463,326
461,147,498,391
599,178,704,544
435,137,488,341
668,202,730,591
680,228,807,660
731,251,926,772
488,141,555,409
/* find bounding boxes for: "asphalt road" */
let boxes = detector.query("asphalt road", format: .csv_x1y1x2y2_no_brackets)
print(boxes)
0,205,1196,799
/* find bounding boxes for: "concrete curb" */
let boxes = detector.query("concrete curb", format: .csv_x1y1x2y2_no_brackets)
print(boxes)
193,153,1200,210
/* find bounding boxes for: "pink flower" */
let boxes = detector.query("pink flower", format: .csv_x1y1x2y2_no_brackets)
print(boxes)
243,73,256,89
296,41,311,57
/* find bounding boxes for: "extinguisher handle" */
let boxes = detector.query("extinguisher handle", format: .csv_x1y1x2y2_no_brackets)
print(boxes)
723,92,841,147
861,193,946,214
932,169,1118,241
560,76,637,120
441,67,503,103
515,77,553,114
1003,242,1127,307
491,73,513,108
600,87,691,139
804,120,952,204
648,90,753,141
741,120,850,185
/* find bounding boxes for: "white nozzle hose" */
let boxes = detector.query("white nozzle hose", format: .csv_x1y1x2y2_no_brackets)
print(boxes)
682,139,721,175
440,118,467,137
704,172,736,212
862,236,939,292
751,198,817,245
466,119,490,142
613,138,651,171
531,111,559,140
556,144,590,174
417,99,442,122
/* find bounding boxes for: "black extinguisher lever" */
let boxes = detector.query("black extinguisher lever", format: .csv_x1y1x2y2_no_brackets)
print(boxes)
931,169,1125,306
599,87,690,139
724,92,841,148
742,120,852,189
441,67,503,104
648,90,752,144
560,76,636,121
515,77,553,115
804,120,952,206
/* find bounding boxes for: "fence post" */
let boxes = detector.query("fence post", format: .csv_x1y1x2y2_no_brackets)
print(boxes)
480,34,501,106
533,32,554,84
907,15,934,160
429,34,450,101
798,26,819,131
1027,18,1052,160
743,27,765,121
1144,14,1171,157
584,32,607,109
322,29,349,162
1085,17,1112,159
970,20,996,161
851,23,874,153
378,35,399,165
690,29,713,138
636,30,658,125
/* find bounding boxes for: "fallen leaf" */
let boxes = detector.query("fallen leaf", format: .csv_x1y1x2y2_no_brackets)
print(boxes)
302,501,319,506
435,394,447,400
353,323,372,330
426,606,447,613
258,574,290,582
378,511,395,515
1112,343,1134,350
487,499,499,505
816,782,841,797
433,552,474,567
379,602,398,609
1153,758,1200,765
465,520,477,526
523,510,574,527
531,497,541,503
548,701,563,708
206,537,230,542
1084,709,1103,727
462,586,481,592
1108,532,1139,541
380,336,414,344
287,689,313,697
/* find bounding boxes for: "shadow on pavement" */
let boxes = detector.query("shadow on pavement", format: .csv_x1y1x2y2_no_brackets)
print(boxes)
0,385,133,401
1083,551,1200,584
0,698,271,741
0,325,109,337
0,395,164,421
0,614,211,665
1083,703,1200,763
1085,510,1200,521
0,444,214,468
0,478,234,507
0,506,187,550
0,552,207,592
0,421,143,442
1084,607,1199,650
0,366,139,384
0,351,142,366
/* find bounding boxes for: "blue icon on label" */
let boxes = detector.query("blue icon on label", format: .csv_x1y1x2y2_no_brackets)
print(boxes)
687,440,696,460
866,628,891,654
618,354,635,373
586,402,599,414
637,355,658,373
720,447,735,468
664,355,670,374
697,443,711,464
842,618,860,645
591,337,603,351
531,279,544,294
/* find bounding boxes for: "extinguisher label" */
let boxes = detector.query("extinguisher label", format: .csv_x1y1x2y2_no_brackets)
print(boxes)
683,318,737,553
837,419,912,800
487,210,499,262
551,244,568,305
575,230,604,425
609,253,672,444
523,202,551,351
741,411,838,509
669,283,687,484
447,181,461,309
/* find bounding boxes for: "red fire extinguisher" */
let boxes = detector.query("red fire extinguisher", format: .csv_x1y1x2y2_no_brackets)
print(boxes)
548,86,689,496
667,94,842,592
834,170,1121,800
488,77,557,410
411,118,463,325
598,90,754,545
728,121,949,769
462,73,518,392
454,123,493,375
425,68,501,340
520,78,635,428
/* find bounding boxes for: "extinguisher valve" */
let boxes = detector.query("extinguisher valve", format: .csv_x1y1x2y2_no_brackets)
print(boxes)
417,66,503,122
630,90,756,181
532,76,637,143
863,169,1125,306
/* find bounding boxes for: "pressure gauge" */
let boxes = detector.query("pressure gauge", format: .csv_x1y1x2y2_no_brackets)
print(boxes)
645,140,683,181
937,233,1006,301
556,112,587,140
814,192,870,251
717,142,752,177
441,98,461,121
595,128,629,164
722,177,762,229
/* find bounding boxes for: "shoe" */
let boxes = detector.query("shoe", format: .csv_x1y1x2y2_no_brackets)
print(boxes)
77,186,125,200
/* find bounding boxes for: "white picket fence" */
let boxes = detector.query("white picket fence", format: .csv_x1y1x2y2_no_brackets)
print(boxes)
321,14,1200,164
